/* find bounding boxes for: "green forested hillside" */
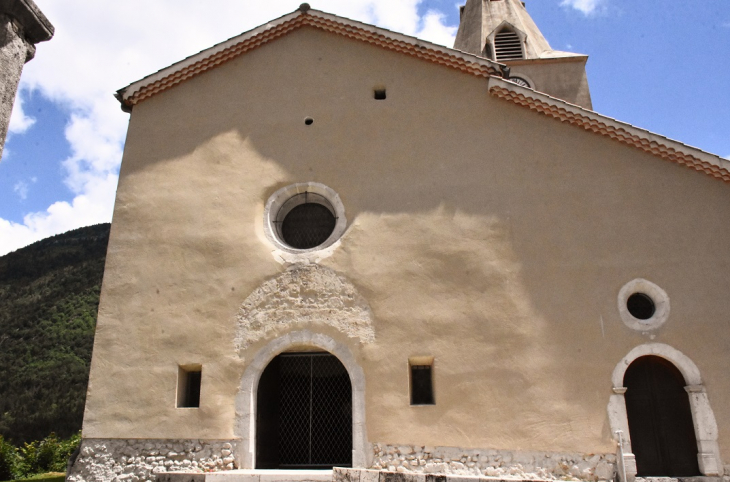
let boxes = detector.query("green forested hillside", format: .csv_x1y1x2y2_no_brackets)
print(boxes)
0,224,110,444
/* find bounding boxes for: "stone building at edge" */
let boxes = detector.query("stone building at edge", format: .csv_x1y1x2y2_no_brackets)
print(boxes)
69,2,730,482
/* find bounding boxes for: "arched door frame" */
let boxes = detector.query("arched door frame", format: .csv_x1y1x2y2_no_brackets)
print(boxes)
234,330,368,469
607,343,722,478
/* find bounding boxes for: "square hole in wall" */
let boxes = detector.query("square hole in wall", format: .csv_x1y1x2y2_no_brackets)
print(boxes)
177,364,202,408
374,88,386,100
409,357,434,405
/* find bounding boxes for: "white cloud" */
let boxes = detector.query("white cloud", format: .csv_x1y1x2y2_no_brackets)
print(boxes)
416,10,458,46
8,90,36,135
560,0,606,15
0,174,118,256
0,0,457,256
14,180,29,200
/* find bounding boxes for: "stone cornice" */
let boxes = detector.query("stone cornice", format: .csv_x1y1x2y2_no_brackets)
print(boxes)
0,0,53,44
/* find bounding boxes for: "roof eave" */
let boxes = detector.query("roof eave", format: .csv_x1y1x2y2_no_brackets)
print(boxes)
116,9,303,107
115,7,504,109
488,77,730,183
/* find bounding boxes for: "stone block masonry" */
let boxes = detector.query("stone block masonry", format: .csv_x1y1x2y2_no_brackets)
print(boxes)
0,12,31,156
0,0,53,158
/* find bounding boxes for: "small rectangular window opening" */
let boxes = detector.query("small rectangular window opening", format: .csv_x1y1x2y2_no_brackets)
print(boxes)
177,365,202,408
409,359,434,405
374,89,387,100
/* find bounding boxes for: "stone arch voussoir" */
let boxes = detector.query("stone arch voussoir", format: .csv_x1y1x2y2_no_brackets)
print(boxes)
235,264,375,352
607,343,722,477
234,330,368,469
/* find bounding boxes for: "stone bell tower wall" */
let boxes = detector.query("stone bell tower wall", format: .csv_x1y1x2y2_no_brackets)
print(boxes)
0,0,53,159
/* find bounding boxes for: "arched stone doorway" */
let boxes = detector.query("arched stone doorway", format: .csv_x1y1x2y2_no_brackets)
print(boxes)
234,330,368,470
256,351,352,469
607,343,722,478
623,356,699,476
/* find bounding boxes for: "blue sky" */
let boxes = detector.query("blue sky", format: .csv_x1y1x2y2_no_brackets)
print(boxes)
1,0,729,255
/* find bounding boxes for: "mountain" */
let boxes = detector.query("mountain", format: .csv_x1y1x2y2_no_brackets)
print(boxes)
0,224,110,444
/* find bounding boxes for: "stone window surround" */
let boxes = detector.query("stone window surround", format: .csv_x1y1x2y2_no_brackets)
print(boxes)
234,330,368,469
617,279,670,332
607,343,723,479
263,182,347,256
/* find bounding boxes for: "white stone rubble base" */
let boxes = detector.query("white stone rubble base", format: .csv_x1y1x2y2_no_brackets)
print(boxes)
66,439,238,482
370,444,617,481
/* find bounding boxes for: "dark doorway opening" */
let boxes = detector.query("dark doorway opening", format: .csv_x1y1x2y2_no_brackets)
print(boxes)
624,356,700,477
256,352,352,469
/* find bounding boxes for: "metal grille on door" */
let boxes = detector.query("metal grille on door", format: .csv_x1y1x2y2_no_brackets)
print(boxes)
277,353,352,468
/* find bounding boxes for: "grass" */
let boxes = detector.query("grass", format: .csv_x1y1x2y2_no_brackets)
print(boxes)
0,472,65,482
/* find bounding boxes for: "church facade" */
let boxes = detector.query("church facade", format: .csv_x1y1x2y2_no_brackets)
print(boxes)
69,2,730,482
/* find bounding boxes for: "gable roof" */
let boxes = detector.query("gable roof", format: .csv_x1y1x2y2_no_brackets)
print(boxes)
115,5,504,111
115,6,730,185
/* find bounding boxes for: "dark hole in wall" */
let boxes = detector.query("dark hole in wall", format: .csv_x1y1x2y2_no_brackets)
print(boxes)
178,367,202,408
410,365,434,405
627,293,655,320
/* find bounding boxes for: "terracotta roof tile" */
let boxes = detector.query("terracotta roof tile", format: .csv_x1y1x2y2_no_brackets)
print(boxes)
121,10,501,108
116,8,730,186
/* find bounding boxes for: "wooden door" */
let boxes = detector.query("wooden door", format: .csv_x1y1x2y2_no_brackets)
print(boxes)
624,356,700,477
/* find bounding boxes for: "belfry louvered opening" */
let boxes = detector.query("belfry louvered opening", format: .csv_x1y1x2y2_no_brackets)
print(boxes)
494,28,523,61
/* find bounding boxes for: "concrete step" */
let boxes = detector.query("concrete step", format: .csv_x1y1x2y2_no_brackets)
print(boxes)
209,469,333,482
159,469,333,482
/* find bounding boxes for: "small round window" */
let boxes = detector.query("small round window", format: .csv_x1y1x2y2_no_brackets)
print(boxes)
264,182,347,255
275,192,336,249
618,279,670,332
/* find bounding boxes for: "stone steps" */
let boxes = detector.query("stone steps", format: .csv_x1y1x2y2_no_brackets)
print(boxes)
157,469,729,482
333,468,551,482
158,468,557,482
635,477,724,482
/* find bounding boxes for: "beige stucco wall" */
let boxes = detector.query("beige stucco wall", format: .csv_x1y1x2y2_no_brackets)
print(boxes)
507,58,592,108
84,26,730,461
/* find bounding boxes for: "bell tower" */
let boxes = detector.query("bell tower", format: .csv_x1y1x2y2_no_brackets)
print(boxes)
0,0,54,159
454,0,592,109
